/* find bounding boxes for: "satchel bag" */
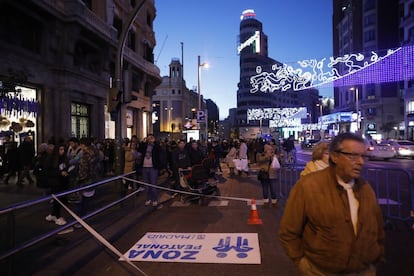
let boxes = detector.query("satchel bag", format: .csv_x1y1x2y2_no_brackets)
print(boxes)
270,155,281,169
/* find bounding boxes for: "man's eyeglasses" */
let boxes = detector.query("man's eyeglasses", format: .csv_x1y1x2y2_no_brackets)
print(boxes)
335,150,369,160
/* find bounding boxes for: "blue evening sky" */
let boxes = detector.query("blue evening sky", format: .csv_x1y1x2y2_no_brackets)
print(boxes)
153,0,333,119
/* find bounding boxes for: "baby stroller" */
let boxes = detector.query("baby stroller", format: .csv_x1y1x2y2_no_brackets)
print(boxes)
178,161,219,205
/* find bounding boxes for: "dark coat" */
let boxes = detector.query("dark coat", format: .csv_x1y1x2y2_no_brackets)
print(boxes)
139,142,161,169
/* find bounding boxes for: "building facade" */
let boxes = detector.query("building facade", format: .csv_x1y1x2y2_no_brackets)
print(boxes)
152,59,200,141
400,0,414,140
333,0,402,139
206,99,219,139
236,9,320,140
0,0,161,147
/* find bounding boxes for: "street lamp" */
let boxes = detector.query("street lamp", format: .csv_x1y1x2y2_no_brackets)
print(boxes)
316,103,323,134
165,107,173,137
316,103,323,117
350,87,359,131
197,55,209,110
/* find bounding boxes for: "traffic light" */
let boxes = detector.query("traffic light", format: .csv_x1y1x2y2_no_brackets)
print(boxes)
108,87,121,113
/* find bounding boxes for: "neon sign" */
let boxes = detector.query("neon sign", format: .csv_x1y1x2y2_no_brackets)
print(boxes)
238,31,260,55
247,107,307,127
250,45,414,92
240,9,256,20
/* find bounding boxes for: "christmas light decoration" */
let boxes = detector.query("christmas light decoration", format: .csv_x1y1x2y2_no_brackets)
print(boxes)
250,45,414,92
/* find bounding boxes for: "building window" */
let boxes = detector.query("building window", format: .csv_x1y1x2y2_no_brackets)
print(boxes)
364,14,376,27
132,71,141,91
364,30,376,42
367,107,376,116
127,31,136,51
71,103,90,138
364,0,376,11
172,89,175,95
408,100,414,114
147,12,152,27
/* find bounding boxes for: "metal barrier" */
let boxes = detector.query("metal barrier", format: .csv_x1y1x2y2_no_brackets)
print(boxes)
277,165,414,229
363,167,414,228
0,173,134,262
1,165,413,268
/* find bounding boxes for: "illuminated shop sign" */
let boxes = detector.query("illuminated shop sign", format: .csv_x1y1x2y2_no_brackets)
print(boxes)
238,31,260,55
318,112,355,125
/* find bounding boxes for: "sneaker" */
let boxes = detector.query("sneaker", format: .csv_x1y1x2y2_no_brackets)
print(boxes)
128,185,132,190
152,201,158,207
45,214,57,222
156,204,163,210
145,200,152,206
74,223,83,229
263,199,269,206
171,192,178,199
57,227,74,235
55,217,67,226
272,199,278,206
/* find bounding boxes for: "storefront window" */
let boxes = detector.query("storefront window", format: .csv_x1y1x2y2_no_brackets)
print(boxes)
71,103,90,138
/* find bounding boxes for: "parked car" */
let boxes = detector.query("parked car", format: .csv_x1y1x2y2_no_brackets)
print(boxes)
364,140,396,161
386,140,414,159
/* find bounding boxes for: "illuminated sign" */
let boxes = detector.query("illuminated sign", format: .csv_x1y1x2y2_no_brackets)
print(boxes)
247,107,307,127
269,118,301,128
240,9,256,20
250,45,414,92
238,31,260,55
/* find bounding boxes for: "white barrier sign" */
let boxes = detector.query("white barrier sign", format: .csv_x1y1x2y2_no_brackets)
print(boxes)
122,232,261,264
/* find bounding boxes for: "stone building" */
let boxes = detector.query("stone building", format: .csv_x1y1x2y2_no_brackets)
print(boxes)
152,58,199,141
0,0,161,146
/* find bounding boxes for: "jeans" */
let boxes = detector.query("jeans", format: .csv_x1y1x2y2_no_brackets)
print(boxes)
261,178,276,200
142,167,159,202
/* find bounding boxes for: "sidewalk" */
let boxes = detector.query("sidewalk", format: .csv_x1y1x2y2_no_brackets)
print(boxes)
0,174,46,209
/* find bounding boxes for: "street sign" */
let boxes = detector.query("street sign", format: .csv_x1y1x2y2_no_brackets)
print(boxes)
197,111,205,122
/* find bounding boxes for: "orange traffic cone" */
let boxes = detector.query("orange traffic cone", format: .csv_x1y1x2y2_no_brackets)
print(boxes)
248,198,263,225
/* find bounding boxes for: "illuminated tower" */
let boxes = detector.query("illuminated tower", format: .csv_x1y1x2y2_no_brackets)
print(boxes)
236,9,299,138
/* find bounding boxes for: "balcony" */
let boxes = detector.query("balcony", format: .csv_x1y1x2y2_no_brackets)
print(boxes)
40,0,117,41
124,47,160,81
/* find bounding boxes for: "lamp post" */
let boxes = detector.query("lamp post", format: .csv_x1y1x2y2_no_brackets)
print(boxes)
165,107,173,139
197,55,209,110
350,87,359,131
316,103,323,129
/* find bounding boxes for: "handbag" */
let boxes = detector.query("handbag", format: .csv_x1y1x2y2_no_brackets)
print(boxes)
257,168,269,181
270,155,281,169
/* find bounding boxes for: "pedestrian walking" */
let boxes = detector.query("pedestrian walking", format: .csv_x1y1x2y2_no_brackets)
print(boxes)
300,141,329,177
139,134,162,208
45,144,70,226
17,136,35,186
257,145,279,206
